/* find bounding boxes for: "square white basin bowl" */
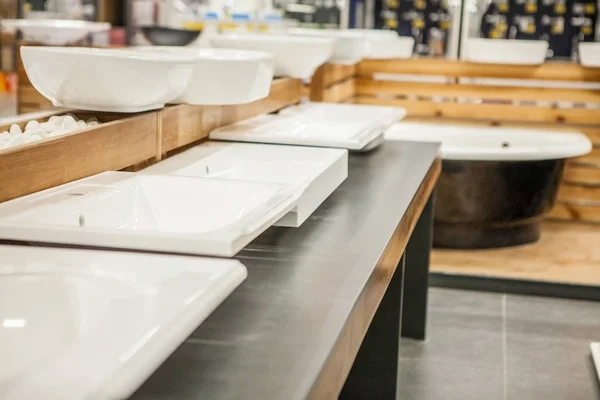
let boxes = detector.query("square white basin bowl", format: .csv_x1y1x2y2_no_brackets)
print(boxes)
20,46,195,113
210,103,406,152
142,142,348,227
0,244,246,400
210,33,335,80
464,38,549,65
579,42,600,67
132,47,275,105
287,28,367,65
0,172,302,256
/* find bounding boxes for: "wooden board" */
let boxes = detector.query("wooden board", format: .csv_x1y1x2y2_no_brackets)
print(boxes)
0,111,158,203
310,63,357,102
358,58,600,82
431,221,600,286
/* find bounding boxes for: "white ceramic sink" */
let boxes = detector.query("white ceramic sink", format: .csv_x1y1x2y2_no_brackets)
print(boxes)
287,28,367,65
132,47,275,105
579,42,600,67
0,244,246,400
142,142,348,227
20,47,195,113
0,172,302,256
351,29,415,59
592,343,600,382
0,19,110,45
210,33,334,80
210,102,406,151
464,38,548,65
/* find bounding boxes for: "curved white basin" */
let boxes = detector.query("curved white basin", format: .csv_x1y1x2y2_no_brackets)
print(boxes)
0,19,110,45
287,28,367,65
385,122,592,161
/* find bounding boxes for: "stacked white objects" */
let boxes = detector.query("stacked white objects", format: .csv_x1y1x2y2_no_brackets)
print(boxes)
351,29,415,59
210,102,407,151
0,171,302,256
287,28,367,65
20,46,276,112
142,142,348,227
0,114,100,150
0,244,247,400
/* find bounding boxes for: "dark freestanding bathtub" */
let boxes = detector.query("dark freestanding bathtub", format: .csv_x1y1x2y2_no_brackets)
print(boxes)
386,123,592,249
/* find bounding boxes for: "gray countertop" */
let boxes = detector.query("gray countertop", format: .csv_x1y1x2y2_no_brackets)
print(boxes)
131,140,440,400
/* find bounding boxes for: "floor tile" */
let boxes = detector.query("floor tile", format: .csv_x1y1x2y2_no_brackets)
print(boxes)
398,358,504,400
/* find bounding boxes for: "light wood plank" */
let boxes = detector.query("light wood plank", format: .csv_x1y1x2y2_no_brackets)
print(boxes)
0,112,158,203
431,221,600,285
548,202,600,222
563,165,600,185
321,79,355,103
355,78,600,103
358,58,600,82
558,183,600,202
354,96,600,125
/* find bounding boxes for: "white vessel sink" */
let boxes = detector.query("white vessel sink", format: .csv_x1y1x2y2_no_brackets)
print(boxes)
0,244,246,400
210,102,406,151
465,38,548,65
142,142,348,227
579,42,600,67
210,33,335,80
133,47,275,105
20,47,195,113
351,29,415,59
0,172,302,256
287,28,367,65
592,343,600,382
0,19,110,45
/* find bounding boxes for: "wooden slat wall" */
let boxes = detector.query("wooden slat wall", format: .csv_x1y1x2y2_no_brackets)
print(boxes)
353,58,600,225
308,63,357,102
0,78,303,203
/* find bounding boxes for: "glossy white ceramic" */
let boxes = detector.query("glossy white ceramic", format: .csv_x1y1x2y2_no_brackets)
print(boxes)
20,46,195,112
133,47,275,105
465,38,549,65
592,343,600,383
0,172,302,256
351,29,415,59
385,122,592,161
210,33,334,80
210,102,406,151
0,19,110,45
142,142,348,227
0,244,246,400
579,42,600,67
287,28,367,65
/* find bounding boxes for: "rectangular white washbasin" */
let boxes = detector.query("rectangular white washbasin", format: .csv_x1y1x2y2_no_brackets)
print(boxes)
0,244,246,400
0,172,302,256
210,102,406,152
142,142,348,227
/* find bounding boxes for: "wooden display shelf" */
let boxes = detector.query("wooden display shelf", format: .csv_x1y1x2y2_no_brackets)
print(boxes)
431,221,600,291
308,63,357,103
0,78,303,204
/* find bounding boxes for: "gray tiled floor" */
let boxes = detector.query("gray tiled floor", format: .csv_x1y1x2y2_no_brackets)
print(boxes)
399,288,600,400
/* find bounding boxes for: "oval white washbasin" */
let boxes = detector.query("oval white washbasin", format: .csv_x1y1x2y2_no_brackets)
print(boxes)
132,47,275,105
20,47,195,113
385,122,592,161
0,19,110,45
210,33,334,80
350,29,415,59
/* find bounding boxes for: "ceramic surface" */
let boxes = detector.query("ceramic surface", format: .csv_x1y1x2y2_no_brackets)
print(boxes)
133,47,275,105
0,244,246,400
465,38,549,64
210,34,334,80
385,122,592,160
0,172,302,256
579,42,600,67
211,103,406,151
287,28,367,65
351,30,415,59
0,19,110,45
142,142,348,227
20,46,195,112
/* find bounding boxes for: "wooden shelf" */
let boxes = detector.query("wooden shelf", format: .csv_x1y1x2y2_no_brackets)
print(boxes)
431,221,600,286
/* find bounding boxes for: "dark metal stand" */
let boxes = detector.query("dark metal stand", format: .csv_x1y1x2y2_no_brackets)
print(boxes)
340,192,435,399
402,192,434,340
